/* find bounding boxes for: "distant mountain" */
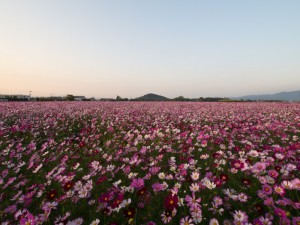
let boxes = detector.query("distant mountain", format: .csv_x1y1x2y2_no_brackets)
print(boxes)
134,93,170,101
236,90,300,101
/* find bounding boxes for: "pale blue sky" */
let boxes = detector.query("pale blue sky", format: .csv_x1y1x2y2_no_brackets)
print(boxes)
0,1,299,98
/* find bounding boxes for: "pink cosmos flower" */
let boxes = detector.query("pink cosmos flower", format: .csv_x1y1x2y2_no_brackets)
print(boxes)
130,178,144,189
262,184,273,195
263,197,274,207
291,178,300,190
252,162,266,174
231,160,244,170
14,209,29,221
209,218,219,225
149,166,161,175
189,183,200,192
185,193,201,209
280,217,291,225
191,171,200,181
152,182,163,192
233,210,248,223
4,205,17,214
20,213,35,225
238,193,248,202
213,196,223,207
268,170,279,178
293,202,300,209
276,197,292,206
180,216,194,225
161,209,176,224
274,185,286,196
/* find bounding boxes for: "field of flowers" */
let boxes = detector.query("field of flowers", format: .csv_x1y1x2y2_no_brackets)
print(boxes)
0,102,300,225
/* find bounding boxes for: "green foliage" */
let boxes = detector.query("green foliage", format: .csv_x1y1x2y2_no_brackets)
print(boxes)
66,94,75,101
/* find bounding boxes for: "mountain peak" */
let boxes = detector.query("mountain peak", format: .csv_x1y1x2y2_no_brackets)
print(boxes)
134,93,169,101
237,90,300,101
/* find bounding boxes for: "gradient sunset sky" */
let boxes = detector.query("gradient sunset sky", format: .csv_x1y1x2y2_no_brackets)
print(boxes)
1,1,299,98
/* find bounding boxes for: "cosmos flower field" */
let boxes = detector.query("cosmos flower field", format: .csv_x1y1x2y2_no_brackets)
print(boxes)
0,102,300,225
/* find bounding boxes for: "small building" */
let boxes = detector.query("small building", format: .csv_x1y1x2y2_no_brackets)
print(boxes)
0,94,30,101
16,95,30,100
99,98,115,101
74,96,86,101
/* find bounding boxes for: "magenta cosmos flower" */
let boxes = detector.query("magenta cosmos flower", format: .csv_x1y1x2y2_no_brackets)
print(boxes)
274,207,287,218
231,160,244,170
152,182,163,192
292,217,300,225
164,193,179,210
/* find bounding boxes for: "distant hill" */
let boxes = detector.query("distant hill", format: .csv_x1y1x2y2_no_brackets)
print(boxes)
134,93,170,101
236,90,300,101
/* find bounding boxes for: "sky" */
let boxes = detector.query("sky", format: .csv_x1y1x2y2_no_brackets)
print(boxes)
0,1,299,99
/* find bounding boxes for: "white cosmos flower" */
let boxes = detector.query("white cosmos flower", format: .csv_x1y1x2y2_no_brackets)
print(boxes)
88,199,96,205
191,171,200,181
107,165,115,171
78,188,88,198
74,181,83,191
200,154,209,159
82,175,91,180
281,180,293,189
128,172,138,179
202,178,216,189
90,219,100,225
67,218,83,225
190,183,200,192
113,180,122,187
209,218,219,225
158,172,165,179
233,210,246,221
120,199,131,208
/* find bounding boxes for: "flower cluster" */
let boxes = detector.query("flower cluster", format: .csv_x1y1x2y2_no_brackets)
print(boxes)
0,102,299,224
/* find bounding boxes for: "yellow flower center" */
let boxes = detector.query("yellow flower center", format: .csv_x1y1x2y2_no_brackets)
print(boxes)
275,187,282,192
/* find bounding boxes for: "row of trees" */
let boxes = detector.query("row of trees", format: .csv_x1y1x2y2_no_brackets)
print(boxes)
1,94,283,102
172,96,232,102
115,95,237,102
